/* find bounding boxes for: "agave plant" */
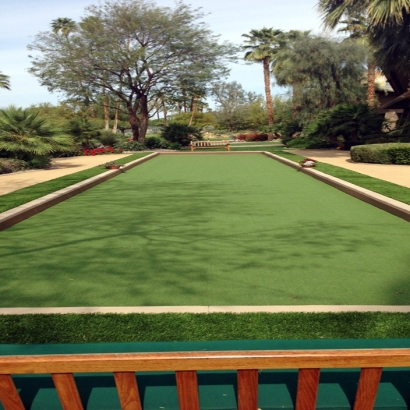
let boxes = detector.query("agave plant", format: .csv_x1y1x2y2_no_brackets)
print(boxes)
0,106,74,160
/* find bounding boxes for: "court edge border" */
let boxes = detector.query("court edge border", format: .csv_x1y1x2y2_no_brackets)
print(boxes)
0,305,410,314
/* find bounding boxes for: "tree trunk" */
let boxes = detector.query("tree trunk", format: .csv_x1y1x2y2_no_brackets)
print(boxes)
113,96,121,133
162,97,168,126
138,95,149,142
103,90,110,130
189,96,198,126
263,57,274,125
367,62,376,107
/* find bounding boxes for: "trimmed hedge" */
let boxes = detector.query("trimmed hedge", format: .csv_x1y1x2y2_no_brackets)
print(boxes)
351,143,410,164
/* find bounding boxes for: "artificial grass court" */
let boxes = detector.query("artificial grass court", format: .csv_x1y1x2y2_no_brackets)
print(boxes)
1,153,409,307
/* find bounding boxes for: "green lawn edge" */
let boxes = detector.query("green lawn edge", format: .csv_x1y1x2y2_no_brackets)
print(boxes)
1,312,410,344
0,153,150,213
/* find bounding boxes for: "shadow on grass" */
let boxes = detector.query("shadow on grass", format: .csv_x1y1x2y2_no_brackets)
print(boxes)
1,156,409,307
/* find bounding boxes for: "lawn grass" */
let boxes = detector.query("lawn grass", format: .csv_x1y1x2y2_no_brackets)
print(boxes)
1,154,409,307
0,153,150,213
231,146,410,206
1,312,410,344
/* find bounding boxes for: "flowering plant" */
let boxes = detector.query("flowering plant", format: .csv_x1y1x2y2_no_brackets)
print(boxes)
299,157,317,167
83,147,123,156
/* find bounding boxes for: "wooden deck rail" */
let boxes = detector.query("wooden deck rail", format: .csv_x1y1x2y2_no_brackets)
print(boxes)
190,140,230,151
1,348,410,410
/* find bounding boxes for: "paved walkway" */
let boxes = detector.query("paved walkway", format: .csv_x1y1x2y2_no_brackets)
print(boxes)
0,154,132,196
289,149,410,188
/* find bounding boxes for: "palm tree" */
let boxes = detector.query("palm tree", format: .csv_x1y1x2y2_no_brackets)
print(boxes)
338,14,377,106
51,17,76,37
242,28,283,125
51,18,95,118
0,106,74,159
0,72,10,90
317,0,410,29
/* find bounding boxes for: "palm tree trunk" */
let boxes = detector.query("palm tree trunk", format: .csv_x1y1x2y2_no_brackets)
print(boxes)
189,96,198,126
263,57,274,125
103,89,110,130
367,62,376,107
113,96,121,133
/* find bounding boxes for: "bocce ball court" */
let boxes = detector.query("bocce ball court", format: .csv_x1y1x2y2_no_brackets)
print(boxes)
1,153,409,307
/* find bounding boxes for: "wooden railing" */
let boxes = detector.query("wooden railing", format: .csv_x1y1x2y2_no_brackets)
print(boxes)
190,140,230,151
1,348,410,410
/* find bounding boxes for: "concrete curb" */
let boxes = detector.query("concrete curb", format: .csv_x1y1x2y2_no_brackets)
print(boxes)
0,305,409,315
0,152,159,231
263,151,410,223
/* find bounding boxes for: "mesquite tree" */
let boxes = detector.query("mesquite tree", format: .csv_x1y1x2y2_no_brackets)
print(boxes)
28,0,235,141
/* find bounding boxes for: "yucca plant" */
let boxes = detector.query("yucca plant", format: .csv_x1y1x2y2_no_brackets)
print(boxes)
0,106,74,163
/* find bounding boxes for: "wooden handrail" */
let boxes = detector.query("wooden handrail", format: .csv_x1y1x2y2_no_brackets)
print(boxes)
0,349,409,410
1,348,409,374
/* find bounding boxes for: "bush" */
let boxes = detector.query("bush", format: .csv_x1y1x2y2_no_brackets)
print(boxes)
168,142,182,150
145,137,169,149
0,158,29,174
351,143,410,164
27,155,52,169
114,141,147,151
285,136,335,149
97,130,120,147
161,123,201,146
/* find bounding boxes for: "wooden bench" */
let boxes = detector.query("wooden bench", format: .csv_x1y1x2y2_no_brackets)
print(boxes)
190,140,230,151
1,347,410,410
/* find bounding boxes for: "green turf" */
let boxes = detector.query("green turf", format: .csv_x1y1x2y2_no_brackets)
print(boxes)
1,312,410,343
0,153,150,213
1,154,409,307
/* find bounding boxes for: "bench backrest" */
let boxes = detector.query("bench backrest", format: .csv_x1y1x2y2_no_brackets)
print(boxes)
190,140,230,147
1,348,410,410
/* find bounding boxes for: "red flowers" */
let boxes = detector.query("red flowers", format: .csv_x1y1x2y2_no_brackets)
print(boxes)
82,147,123,156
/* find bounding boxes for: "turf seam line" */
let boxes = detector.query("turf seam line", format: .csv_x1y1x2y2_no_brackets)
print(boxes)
1,306,410,315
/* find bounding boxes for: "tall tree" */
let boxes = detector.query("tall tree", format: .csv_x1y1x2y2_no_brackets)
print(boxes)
242,28,283,125
49,17,95,118
318,0,410,74
0,72,10,90
272,34,367,124
28,0,235,142
337,14,377,106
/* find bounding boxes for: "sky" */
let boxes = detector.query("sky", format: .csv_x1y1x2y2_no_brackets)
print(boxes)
0,0,325,108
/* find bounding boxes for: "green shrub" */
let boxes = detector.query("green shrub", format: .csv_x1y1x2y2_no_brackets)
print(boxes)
97,130,120,147
351,143,410,164
168,142,182,150
161,123,202,146
114,141,147,151
145,137,169,149
0,158,29,174
285,136,335,149
27,155,52,169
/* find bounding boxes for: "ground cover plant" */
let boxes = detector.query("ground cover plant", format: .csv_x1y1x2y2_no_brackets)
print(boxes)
0,153,149,213
1,312,410,344
1,154,409,307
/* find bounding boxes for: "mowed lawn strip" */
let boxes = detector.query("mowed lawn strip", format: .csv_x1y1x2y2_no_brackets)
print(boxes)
0,153,150,213
1,312,410,344
1,154,409,307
